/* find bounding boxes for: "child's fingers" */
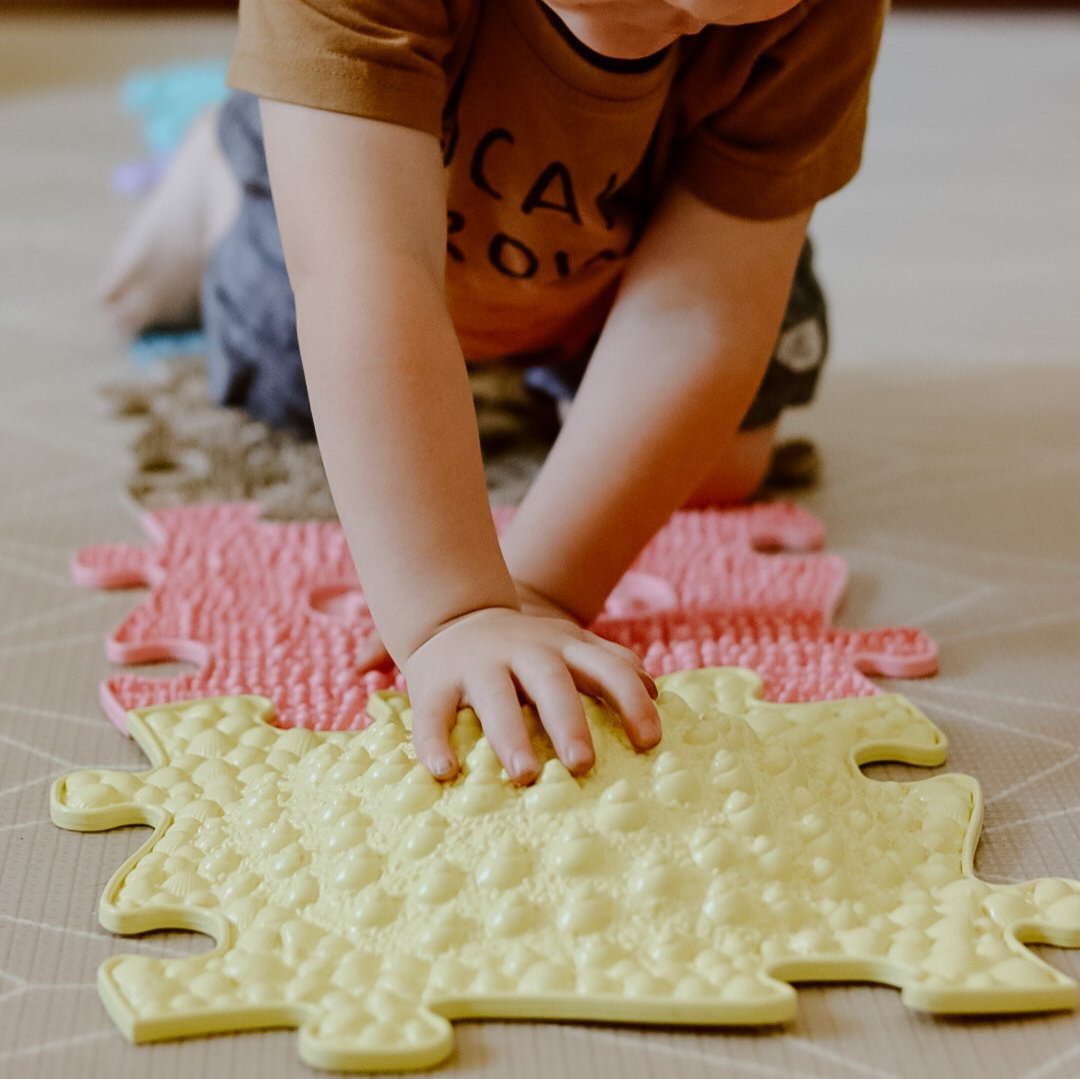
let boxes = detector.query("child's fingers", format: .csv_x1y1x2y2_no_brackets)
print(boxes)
513,660,595,777
409,682,462,780
563,642,661,752
591,636,657,698
463,670,540,785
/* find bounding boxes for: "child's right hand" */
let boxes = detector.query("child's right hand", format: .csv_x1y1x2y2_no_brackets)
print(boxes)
400,606,660,785
356,577,589,672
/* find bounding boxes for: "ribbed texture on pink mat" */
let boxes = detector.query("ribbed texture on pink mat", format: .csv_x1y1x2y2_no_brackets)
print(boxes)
72,502,937,733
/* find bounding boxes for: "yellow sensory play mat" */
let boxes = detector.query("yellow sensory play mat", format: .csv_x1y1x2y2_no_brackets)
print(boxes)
51,668,1080,1072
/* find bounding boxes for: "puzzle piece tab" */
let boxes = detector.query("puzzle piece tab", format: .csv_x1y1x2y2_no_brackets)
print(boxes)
51,670,1080,1072
72,503,937,733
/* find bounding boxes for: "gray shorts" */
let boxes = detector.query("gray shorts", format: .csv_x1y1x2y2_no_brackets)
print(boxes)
203,92,828,438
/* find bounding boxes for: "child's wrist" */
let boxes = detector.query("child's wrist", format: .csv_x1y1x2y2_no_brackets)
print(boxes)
512,578,585,626
389,597,521,666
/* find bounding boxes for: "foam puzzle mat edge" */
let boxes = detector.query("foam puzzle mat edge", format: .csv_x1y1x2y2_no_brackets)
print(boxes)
51,669,1080,1072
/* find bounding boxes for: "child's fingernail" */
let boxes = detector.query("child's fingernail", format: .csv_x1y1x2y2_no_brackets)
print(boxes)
430,755,457,779
564,741,593,772
641,719,661,746
511,751,538,781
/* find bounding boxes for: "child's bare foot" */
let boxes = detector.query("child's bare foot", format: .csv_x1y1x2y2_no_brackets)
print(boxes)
99,106,240,340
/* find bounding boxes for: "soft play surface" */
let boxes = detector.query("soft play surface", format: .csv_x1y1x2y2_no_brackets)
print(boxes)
5,12,1080,1079
50,670,1080,1072
71,502,937,732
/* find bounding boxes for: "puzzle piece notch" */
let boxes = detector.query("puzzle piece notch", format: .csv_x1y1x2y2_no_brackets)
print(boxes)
72,503,935,733
300,518,840,625
609,503,840,622
51,670,1080,1072
71,542,163,591
72,504,393,731
491,501,827,558
75,502,825,599
599,612,938,702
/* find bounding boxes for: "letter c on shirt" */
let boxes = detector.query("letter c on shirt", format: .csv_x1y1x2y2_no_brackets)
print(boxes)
470,128,515,200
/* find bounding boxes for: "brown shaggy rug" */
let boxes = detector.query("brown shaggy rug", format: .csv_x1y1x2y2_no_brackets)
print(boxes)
101,356,561,519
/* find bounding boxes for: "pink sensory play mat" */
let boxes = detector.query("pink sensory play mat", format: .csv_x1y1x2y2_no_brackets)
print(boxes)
72,502,938,733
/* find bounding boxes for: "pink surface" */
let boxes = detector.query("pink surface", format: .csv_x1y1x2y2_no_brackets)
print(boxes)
72,502,937,734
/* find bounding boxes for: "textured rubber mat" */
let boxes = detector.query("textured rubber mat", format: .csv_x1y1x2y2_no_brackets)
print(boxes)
72,502,937,733
51,669,1080,1072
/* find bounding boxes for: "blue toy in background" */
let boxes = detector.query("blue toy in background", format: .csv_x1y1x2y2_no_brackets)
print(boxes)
121,60,229,156
115,60,228,362
129,331,209,365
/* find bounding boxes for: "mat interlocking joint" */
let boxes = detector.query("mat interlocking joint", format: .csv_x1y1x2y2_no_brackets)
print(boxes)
72,502,937,732
51,669,1080,1072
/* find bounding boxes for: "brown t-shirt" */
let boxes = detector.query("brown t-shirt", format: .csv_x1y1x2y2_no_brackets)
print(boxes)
229,0,885,360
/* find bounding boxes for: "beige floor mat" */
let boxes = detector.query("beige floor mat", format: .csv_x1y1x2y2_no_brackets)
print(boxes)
1,10,1078,1079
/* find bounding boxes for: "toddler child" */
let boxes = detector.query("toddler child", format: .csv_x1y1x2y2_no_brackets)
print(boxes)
101,0,885,785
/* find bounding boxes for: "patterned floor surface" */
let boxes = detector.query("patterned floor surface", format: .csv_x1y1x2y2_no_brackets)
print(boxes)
1,10,1078,1079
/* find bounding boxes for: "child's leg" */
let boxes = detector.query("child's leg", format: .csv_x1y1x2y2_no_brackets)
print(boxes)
200,92,314,437
99,92,313,437
99,105,240,338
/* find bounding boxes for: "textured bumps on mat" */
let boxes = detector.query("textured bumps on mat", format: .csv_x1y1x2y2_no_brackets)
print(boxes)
71,502,938,733
50,669,1080,1072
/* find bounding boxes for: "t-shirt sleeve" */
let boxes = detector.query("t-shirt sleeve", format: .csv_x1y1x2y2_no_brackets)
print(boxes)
227,0,459,138
675,0,887,220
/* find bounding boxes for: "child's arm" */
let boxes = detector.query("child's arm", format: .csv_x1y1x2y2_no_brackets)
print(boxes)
259,101,659,782
500,186,812,623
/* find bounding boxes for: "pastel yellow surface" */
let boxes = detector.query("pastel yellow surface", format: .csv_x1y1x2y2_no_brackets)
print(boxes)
50,669,1080,1072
